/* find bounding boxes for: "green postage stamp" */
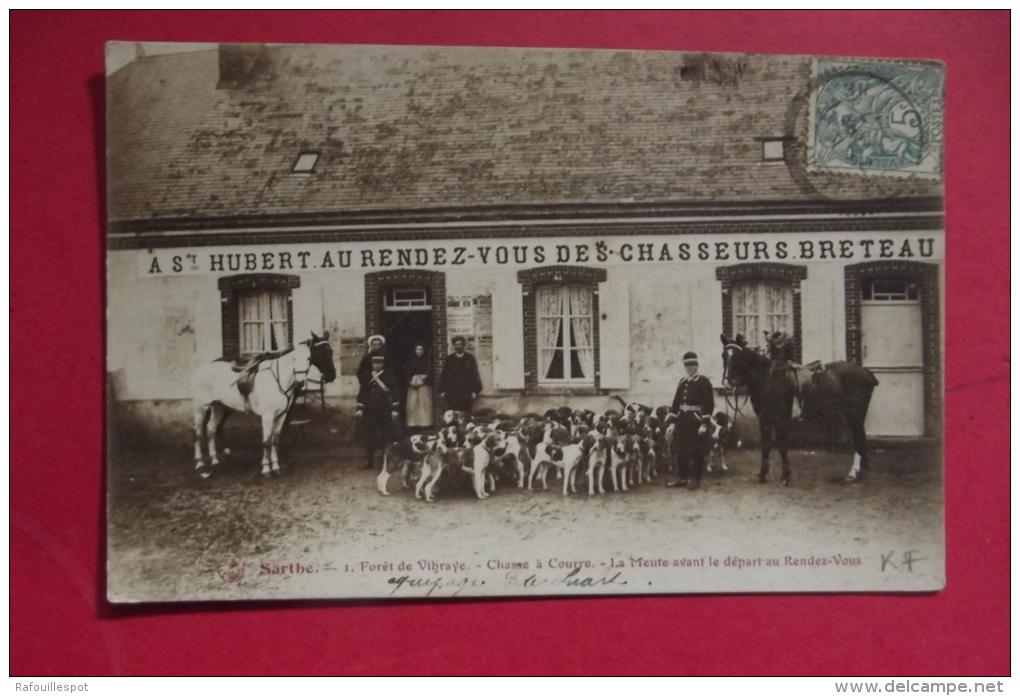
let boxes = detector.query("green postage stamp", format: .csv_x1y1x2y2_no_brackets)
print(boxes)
808,58,944,178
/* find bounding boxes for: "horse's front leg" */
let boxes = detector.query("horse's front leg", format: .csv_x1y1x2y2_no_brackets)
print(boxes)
777,425,792,486
269,410,289,474
260,411,276,476
207,403,228,467
759,423,772,483
846,417,868,482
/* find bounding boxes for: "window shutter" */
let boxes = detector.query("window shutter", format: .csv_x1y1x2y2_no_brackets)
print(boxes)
491,275,525,389
690,277,723,382
598,273,630,389
194,280,222,361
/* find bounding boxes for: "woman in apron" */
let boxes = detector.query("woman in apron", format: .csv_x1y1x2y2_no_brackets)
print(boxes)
404,343,434,432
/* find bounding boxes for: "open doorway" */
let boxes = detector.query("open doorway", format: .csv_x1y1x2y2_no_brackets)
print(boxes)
382,286,433,429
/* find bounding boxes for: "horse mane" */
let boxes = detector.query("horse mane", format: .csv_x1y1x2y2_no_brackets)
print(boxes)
729,346,775,415
214,347,297,369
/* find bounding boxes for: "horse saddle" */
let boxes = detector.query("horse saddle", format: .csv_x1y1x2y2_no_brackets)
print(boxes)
235,367,261,400
218,354,280,399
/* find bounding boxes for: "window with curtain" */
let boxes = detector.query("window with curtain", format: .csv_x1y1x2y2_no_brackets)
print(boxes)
732,281,792,348
239,290,290,355
536,284,594,383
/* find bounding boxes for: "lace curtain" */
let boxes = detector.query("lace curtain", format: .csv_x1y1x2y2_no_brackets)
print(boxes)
734,282,791,346
567,286,594,379
537,285,563,378
764,282,791,337
240,291,290,354
537,285,594,381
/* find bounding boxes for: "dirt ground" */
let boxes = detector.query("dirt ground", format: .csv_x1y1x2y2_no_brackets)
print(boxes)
107,431,945,602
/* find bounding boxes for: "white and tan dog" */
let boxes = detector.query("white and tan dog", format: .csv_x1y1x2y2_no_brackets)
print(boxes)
414,432,507,502
531,433,601,496
608,435,636,492
585,432,610,496
462,432,508,499
497,432,534,489
415,444,469,503
701,411,733,473
376,434,439,496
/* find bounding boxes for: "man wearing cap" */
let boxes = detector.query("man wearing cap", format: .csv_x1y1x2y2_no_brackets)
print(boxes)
667,351,716,490
355,353,400,471
437,336,483,414
356,334,390,389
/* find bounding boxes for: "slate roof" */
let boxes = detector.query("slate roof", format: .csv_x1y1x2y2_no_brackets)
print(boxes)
106,43,941,225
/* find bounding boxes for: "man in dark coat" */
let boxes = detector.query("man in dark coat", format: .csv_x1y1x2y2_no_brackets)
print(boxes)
356,335,390,389
356,354,401,471
437,336,483,414
667,351,716,490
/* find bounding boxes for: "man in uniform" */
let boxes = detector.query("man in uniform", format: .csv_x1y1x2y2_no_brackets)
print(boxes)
356,334,390,389
437,336,483,414
355,354,400,471
667,351,716,490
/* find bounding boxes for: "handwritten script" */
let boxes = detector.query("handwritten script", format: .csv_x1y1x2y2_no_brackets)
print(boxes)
387,567,627,597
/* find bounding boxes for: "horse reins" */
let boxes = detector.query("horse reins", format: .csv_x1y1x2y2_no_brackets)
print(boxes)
721,343,751,421
271,339,330,398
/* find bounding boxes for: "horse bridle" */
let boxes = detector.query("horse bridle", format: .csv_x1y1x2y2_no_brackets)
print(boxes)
299,338,335,387
270,339,330,397
721,343,751,419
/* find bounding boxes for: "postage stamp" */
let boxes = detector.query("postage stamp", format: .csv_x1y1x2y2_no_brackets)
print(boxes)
808,58,945,178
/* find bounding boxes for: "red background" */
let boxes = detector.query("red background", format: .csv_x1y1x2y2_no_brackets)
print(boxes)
10,11,1009,676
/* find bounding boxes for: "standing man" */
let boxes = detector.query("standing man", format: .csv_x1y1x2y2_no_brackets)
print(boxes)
667,351,716,490
437,336,483,414
355,354,400,471
356,335,390,389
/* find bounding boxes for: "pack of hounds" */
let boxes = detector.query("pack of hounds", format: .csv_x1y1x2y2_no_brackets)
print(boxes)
377,404,735,502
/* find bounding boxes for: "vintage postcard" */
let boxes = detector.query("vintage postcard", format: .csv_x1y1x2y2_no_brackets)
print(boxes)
105,42,945,601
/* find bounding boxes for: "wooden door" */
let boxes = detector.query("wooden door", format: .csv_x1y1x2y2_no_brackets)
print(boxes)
860,279,925,436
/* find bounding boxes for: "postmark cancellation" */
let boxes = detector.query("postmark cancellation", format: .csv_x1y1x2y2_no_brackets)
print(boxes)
808,58,944,178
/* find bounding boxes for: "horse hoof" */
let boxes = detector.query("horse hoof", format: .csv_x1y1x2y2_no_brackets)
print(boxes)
198,470,210,479
758,477,768,484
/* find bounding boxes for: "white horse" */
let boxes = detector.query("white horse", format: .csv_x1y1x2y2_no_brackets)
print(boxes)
191,332,336,477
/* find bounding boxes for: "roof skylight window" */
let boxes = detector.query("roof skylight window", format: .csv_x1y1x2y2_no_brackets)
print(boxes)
292,152,320,174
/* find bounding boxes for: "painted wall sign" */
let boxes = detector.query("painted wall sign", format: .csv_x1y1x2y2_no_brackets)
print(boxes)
134,232,945,278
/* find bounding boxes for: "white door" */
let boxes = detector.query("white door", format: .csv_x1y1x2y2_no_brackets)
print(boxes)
860,279,925,436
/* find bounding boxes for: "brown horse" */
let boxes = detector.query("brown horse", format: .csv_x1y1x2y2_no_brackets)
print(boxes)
720,332,879,484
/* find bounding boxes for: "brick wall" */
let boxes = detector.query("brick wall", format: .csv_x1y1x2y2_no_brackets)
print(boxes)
844,260,941,437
